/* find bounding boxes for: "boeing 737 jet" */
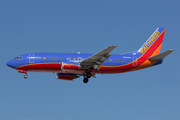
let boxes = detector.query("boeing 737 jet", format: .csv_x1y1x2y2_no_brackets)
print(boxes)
6,28,174,83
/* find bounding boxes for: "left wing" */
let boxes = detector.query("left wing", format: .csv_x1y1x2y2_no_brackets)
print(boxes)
80,45,117,70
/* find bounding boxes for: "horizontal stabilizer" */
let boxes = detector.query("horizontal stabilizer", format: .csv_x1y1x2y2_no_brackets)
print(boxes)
148,49,174,60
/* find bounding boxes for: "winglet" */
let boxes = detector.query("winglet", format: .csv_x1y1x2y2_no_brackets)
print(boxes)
148,49,174,60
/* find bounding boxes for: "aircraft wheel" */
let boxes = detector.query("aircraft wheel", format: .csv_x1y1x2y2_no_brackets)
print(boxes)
86,72,91,78
86,70,91,78
83,78,89,83
24,74,28,79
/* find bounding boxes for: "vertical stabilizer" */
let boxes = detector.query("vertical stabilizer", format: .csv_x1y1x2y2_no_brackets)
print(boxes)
138,28,166,57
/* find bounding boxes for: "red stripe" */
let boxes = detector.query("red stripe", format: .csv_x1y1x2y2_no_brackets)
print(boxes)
16,63,62,71
15,31,165,74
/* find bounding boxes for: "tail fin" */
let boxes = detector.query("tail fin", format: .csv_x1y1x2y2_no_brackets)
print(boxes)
138,28,166,57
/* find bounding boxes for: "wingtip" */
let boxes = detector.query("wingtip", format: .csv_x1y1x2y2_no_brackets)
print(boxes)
167,49,174,53
109,45,118,47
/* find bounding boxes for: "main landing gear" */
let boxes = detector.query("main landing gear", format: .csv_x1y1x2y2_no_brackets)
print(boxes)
83,70,92,84
83,77,89,83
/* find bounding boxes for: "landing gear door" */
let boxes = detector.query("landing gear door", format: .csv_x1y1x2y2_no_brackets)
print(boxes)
29,54,34,63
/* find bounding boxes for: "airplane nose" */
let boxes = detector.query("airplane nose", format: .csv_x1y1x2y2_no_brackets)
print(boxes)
6,60,13,68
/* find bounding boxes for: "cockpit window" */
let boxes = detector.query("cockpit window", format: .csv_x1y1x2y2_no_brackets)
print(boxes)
14,57,22,59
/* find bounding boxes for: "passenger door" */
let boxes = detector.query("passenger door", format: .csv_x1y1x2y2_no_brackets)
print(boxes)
29,54,34,63
133,57,137,66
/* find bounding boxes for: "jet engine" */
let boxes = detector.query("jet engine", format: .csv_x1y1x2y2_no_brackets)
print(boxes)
61,62,80,70
57,73,79,81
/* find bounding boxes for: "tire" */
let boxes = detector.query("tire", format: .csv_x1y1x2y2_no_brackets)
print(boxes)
24,75,28,79
83,78,89,83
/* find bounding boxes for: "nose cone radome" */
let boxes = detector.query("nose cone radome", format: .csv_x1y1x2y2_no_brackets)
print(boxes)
6,60,14,68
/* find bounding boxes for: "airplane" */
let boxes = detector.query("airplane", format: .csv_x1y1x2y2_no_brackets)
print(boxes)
6,28,174,83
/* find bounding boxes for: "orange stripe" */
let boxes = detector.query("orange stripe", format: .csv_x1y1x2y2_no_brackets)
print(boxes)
131,43,162,71
150,44,162,56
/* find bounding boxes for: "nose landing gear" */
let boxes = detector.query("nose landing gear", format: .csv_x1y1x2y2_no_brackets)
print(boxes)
18,70,28,79
24,74,28,79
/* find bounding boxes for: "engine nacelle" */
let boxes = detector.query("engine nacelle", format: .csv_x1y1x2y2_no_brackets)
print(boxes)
61,62,80,70
57,73,78,81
